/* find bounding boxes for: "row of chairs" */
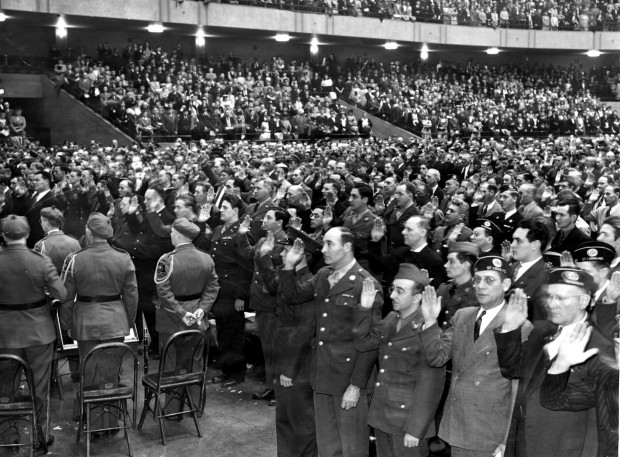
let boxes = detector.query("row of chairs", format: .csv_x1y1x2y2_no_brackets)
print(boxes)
0,329,209,457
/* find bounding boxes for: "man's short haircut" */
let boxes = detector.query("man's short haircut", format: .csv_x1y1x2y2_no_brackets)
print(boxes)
455,252,478,275
516,218,549,251
325,180,342,195
148,184,166,201
602,216,620,240
258,178,275,193
37,171,52,187
222,194,244,212
353,183,374,205
269,207,290,228
334,226,355,248
556,196,582,217
487,184,499,194
176,195,197,213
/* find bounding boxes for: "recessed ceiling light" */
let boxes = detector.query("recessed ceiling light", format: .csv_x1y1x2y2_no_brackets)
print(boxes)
384,42,398,50
0,12,7,22
586,49,601,57
147,23,165,33
275,34,290,42
486,47,500,55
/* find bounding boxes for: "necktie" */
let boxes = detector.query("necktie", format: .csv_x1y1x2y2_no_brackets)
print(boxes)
474,310,486,341
512,263,521,282
328,270,340,288
480,204,487,216
556,230,566,247
606,206,612,217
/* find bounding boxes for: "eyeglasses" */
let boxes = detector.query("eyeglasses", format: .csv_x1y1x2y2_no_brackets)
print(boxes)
472,276,498,286
540,293,585,305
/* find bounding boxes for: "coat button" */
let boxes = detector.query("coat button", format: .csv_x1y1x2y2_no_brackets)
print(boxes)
322,313,327,317
383,355,388,359
402,348,407,351
379,369,385,373
346,358,351,362
400,405,405,408
318,341,323,346
325,298,329,303
475,381,480,386
387,342,392,346
376,382,380,387
320,327,325,332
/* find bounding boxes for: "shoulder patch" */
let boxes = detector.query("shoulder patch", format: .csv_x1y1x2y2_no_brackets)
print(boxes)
154,253,173,284
60,251,79,283
33,239,46,254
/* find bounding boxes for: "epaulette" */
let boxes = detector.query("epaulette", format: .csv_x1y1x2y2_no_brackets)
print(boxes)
111,245,131,256
154,252,174,285
33,239,46,255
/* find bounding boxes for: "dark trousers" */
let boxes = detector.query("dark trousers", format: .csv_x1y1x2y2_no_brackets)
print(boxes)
134,262,158,351
213,298,246,380
314,392,370,457
0,343,54,439
374,429,429,457
77,338,124,431
255,310,278,386
275,380,317,457
159,332,206,412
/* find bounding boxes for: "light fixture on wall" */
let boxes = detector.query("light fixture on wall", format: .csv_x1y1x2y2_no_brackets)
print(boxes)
310,37,319,55
275,34,291,42
147,23,165,33
196,28,206,47
586,49,601,57
0,11,7,22
486,47,500,55
384,42,398,50
420,43,429,61
56,16,67,39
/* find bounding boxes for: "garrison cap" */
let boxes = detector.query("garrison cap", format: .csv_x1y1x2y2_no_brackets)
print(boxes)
394,263,430,287
286,226,323,255
87,213,113,239
172,217,200,240
40,207,64,227
448,241,480,257
1,215,30,240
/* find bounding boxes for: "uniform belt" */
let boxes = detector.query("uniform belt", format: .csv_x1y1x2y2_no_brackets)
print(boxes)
76,294,122,303
175,293,201,302
0,298,48,311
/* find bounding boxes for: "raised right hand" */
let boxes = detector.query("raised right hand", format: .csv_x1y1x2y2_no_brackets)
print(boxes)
502,288,528,332
421,285,441,326
370,218,385,242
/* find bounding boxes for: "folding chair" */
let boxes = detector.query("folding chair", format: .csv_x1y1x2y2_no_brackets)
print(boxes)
137,330,209,445
76,343,138,457
0,354,39,457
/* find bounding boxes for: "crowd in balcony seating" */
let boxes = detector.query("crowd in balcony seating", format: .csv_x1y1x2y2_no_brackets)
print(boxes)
343,58,620,138
197,0,620,31
50,43,372,142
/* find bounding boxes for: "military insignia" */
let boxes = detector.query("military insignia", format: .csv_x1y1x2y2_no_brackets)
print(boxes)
483,221,491,228
563,271,580,281
492,259,502,268
587,248,598,257
349,275,356,280
154,254,174,284
546,262,553,269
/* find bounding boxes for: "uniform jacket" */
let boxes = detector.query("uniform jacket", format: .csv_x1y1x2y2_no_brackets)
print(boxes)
385,203,419,250
0,245,67,348
489,210,523,240
431,225,474,260
362,309,445,438
509,258,550,321
420,305,530,451
112,206,174,261
248,231,287,313
60,240,138,341
496,319,615,457
33,230,81,273
279,261,383,396
342,208,380,271
154,243,219,334
209,221,253,302
436,279,479,331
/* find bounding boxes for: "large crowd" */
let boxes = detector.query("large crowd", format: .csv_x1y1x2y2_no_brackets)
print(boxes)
49,45,620,145
194,0,620,31
0,126,619,456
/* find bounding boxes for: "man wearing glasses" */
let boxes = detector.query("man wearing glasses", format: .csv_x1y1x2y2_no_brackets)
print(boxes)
419,256,527,457
494,267,615,457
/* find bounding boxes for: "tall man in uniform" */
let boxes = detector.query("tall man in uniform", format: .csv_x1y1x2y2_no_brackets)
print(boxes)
280,227,383,457
154,218,220,411
209,195,254,387
34,207,81,272
0,215,67,450
342,184,380,273
60,213,138,432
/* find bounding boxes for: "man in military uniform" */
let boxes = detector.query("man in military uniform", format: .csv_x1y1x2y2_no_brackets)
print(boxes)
489,187,523,241
280,227,383,457
0,215,67,450
154,218,219,411
209,195,254,387
436,241,480,331
60,212,138,433
470,219,503,257
241,208,289,402
342,183,380,273
34,207,81,273
359,264,445,457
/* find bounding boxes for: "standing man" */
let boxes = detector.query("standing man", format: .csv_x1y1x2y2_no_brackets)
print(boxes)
244,178,276,242
154,218,219,410
342,184,380,273
26,170,66,248
34,207,81,273
60,213,138,432
495,267,615,457
209,195,254,387
280,227,383,457
431,199,473,261
0,215,67,451
489,187,523,241
360,264,445,457
551,197,592,254
419,256,530,457
384,182,419,251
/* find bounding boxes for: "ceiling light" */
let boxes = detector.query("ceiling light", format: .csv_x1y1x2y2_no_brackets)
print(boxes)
310,37,319,46
275,34,290,42
147,23,165,33
420,43,428,61
0,12,7,22
486,47,500,55
196,28,206,46
586,49,601,57
384,42,398,50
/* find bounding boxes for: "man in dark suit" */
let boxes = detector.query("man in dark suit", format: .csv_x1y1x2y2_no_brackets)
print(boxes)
489,188,523,241
26,170,66,248
419,256,531,457
551,197,592,254
508,218,551,321
574,241,618,339
280,227,383,457
495,267,615,457
425,169,444,205
360,264,445,457
383,182,419,250
541,322,618,457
